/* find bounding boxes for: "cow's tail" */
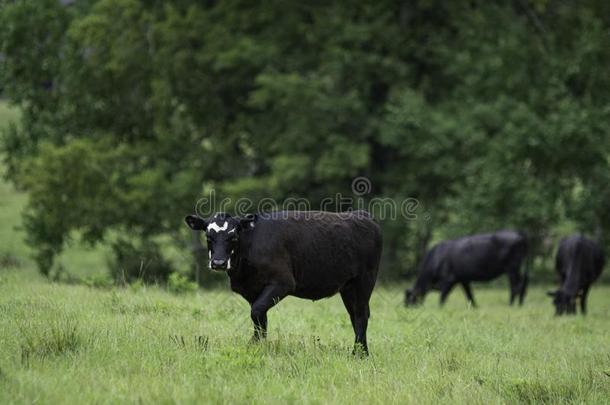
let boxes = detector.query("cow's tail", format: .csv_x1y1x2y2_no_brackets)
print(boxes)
519,231,531,305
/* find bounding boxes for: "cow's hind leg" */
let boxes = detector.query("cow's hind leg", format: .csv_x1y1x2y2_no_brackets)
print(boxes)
250,284,291,341
518,273,528,306
340,276,375,356
508,269,521,306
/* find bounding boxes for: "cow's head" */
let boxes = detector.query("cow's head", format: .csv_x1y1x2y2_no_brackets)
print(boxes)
547,290,576,315
405,288,424,307
184,213,256,271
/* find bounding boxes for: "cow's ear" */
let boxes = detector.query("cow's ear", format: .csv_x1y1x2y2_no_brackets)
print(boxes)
239,213,257,229
546,291,558,297
184,215,208,231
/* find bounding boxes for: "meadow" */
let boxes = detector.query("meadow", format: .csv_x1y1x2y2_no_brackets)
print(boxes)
1,268,609,404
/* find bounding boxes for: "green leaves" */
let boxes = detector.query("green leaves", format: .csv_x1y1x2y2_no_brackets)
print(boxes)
2,1,610,278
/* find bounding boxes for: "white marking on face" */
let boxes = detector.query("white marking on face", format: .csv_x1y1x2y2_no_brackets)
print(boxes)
227,257,231,270
207,221,228,233
228,228,235,234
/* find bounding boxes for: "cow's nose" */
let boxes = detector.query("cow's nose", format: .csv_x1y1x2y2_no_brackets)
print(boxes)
212,259,227,269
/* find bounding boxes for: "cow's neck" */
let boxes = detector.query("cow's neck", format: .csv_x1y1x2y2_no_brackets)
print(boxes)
561,266,581,296
227,236,250,280
227,254,244,278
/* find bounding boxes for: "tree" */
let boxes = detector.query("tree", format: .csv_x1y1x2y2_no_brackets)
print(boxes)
1,0,609,280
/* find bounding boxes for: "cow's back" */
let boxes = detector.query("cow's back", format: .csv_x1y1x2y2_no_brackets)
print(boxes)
446,230,525,281
419,241,451,280
247,211,381,299
556,235,605,289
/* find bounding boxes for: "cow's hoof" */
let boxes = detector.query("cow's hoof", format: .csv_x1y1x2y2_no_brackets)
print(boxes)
352,344,369,358
249,335,265,345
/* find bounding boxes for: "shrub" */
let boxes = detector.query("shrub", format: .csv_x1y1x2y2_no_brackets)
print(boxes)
167,272,198,295
0,252,21,269
83,273,114,289
108,238,173,285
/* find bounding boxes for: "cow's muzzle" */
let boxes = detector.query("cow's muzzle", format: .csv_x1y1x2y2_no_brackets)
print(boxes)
210,258,232,271
211,259,227,270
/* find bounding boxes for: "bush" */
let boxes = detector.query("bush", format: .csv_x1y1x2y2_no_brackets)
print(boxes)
0,252,20,269
108,238,173,285
83,273,114,289
167,272,198,294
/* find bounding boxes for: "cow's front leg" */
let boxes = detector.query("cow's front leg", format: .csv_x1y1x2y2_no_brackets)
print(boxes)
461,282,477,308
580,286,590,315
250,284,290,341
439,280,456,306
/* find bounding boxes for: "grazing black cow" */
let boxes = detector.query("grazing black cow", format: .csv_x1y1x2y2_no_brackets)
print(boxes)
185,210,382,354
405,230,528,307
548,235,604,315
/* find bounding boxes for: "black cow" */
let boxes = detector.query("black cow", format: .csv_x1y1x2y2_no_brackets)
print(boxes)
548,235,604,315
184,210,382,354
405,230,528,307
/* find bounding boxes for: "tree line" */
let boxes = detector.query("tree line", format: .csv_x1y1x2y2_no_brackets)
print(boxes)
1,0,609,282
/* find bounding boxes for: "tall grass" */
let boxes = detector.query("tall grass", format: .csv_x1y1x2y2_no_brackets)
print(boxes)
19,316,84,366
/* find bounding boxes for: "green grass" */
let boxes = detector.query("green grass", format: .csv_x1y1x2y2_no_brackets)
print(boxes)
0,269,609,404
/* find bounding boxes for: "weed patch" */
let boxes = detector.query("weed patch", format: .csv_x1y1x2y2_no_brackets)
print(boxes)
19,316,86,365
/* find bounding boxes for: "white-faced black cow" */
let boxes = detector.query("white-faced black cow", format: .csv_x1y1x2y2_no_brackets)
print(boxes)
185,210,382,354
405,230,528,307
548,235,604,315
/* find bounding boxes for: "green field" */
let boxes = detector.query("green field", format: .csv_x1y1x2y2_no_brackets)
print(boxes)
0,270,609,404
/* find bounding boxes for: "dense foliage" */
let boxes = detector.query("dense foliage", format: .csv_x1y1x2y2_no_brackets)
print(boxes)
1,0,609,280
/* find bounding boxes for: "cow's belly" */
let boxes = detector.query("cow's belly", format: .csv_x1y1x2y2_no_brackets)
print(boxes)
291,266,357,300
455,266,505,282
292,284,342,301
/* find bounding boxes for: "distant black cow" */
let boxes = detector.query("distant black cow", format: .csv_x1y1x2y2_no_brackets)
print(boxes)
548,235,604,315
185,211,382,354
405,230,528,307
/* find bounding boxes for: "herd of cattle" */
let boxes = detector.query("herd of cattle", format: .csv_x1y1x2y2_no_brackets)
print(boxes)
405,231,605,316
185,210,605,355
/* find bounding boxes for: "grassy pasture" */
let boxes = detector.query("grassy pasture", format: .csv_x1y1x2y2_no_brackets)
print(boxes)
0,269,609,404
